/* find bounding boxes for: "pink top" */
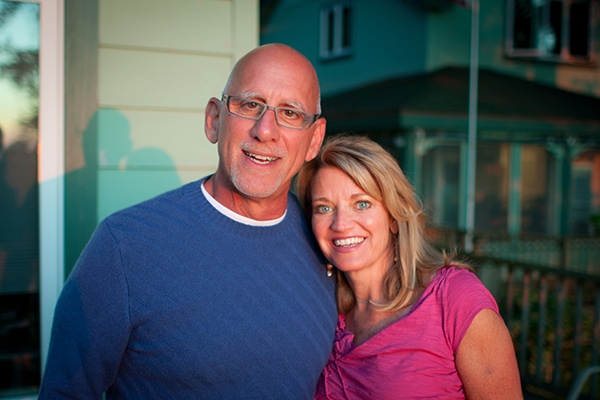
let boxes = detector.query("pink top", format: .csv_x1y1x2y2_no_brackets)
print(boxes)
315,267,499,400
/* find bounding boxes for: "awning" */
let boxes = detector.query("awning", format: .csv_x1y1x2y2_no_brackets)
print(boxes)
322,67,600,140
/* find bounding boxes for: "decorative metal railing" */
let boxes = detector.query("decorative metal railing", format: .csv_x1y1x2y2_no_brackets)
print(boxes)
429,229,600,399
471,256,600,399
428,228,600,274
475,236,600,274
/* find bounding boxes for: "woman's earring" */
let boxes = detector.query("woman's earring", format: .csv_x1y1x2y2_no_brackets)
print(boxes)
326,263,334,277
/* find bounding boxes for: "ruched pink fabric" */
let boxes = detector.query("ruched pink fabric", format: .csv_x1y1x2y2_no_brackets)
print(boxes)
315,267,499,400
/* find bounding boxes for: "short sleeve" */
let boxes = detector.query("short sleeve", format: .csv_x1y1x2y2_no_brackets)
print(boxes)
440,268,500,353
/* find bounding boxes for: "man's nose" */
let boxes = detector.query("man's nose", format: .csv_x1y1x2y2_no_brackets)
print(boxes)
250,107,280,142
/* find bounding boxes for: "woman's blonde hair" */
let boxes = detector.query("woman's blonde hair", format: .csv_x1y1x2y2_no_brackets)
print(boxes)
297,134,470,314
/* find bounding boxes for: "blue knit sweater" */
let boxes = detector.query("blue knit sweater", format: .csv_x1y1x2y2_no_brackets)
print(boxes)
40,178,337,399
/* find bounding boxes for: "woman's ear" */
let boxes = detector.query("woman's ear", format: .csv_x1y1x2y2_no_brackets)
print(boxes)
204,97,221,144
390,219,399,235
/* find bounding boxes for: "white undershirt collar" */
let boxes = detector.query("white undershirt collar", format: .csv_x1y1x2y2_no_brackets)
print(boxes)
201,181,286,227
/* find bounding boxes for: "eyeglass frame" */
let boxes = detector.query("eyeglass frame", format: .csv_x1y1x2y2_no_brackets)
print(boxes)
221,94,321,130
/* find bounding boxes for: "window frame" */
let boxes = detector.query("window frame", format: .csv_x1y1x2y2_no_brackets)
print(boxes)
38,0,65,379
319,1,353,61
505,0,597,66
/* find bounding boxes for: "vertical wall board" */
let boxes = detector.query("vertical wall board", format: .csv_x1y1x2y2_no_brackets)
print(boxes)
64,0,99,275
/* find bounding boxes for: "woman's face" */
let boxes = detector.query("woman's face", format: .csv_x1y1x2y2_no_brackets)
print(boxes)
310,166,397,276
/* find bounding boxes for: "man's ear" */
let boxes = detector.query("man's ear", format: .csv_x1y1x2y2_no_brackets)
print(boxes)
205,97,221,144
305,117,326,162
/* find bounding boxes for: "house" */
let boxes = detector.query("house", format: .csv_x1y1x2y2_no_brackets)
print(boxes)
261,0,600,239
0,0,258,396
263,4,600,395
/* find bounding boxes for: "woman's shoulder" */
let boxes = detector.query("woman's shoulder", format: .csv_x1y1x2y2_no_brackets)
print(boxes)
432,265,479,287
427,266,494,306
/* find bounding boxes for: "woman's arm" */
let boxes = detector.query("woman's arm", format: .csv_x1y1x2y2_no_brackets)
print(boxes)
456,308,523,399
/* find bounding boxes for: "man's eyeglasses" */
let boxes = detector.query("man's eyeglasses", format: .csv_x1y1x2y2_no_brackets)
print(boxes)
222,95,320,130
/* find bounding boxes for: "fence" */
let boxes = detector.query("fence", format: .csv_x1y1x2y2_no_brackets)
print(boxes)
429,229,600,399
428,228,600,274
476,236,600,274
473,256,600,399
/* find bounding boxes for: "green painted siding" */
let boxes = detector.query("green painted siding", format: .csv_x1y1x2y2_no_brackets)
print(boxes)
261,0,428,96
426,1,600,99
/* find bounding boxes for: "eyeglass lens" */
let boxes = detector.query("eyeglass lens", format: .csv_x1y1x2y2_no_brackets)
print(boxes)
225,96,315,129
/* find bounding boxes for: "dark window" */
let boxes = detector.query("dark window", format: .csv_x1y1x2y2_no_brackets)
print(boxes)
0,1,41,395
507,0,596,65
320,2,353,60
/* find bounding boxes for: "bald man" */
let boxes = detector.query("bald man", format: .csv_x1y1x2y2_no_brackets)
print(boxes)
40,44,336,399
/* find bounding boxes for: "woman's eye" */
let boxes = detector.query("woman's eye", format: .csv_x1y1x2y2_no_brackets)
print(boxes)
357,201,371,210
314,204,331,214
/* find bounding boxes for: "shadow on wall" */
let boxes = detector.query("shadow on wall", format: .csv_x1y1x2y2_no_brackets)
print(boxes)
65,108,181,277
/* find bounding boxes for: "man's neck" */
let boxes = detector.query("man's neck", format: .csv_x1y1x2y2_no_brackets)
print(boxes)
203,176,288,221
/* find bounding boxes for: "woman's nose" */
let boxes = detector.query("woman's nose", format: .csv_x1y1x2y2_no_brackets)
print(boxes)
330,208,352,231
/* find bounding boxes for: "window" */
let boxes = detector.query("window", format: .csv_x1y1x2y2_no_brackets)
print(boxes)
521,145,553,234
571,150,600,234
475,144,510,232
422,145,461,228
0,0,64,396
506,0,596,65
0,1,41,394
319,2,352,60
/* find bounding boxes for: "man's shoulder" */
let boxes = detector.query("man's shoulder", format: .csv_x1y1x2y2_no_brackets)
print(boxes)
104,179,204,224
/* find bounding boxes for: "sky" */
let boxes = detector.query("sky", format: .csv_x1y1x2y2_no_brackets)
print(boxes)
0,1,40,149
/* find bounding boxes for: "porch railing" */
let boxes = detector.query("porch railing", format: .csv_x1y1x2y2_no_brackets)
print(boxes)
428,229,600,274
429,229,600,399
472,256,600,399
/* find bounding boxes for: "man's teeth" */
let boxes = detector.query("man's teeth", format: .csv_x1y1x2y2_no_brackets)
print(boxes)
334,237,364,247
245,151,277,164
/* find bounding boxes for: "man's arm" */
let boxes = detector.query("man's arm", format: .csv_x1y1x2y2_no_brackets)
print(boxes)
39,221,131,399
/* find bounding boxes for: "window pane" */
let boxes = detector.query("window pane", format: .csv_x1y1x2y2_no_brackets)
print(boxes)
571,151,600,234
548,1,562,55
513,0,537,49
320,3,352,60
475,144,509,231
327,11,334,52
521,145,551,234
569,1,590,56
0,1,41,395
422,146,460,228
342,6,351,48
508,0,594,64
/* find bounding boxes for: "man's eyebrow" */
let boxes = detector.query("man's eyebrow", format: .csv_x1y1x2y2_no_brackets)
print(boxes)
236,91,261,100
284,100,307,112
236,92,308,112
